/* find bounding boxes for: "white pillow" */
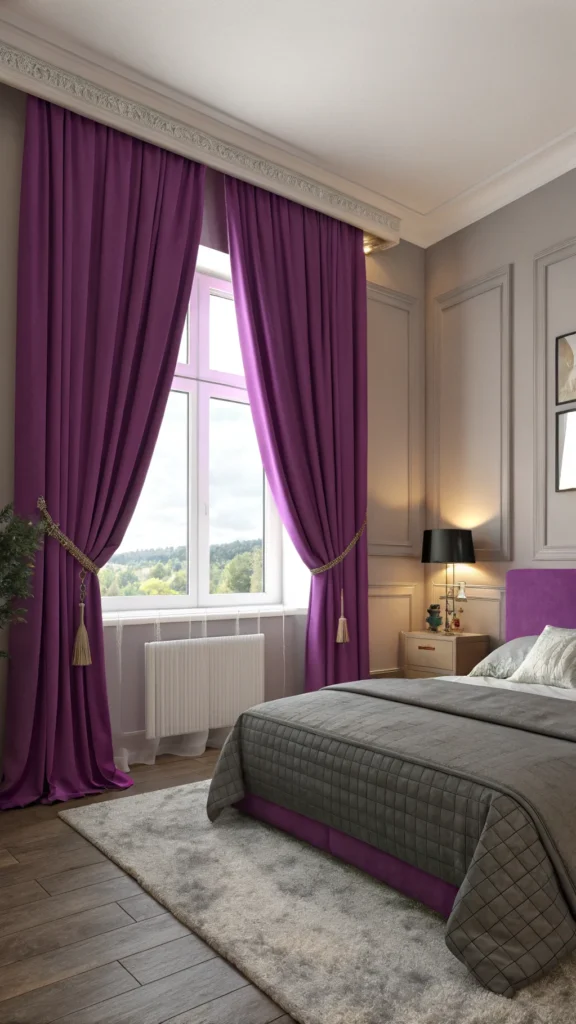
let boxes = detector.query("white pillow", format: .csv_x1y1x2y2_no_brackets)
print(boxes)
468,636,538,679
509,625,576,688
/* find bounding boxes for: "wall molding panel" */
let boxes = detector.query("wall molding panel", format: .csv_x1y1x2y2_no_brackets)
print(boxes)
533,236,576,559
431,266,512,561
431,582,506,644
367,283,424,558
368,583,417,675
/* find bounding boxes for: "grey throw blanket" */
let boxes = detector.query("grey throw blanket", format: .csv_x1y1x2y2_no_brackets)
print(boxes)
207,678,576,996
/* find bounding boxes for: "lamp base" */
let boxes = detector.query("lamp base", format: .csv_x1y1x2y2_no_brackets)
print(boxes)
444,561,456,633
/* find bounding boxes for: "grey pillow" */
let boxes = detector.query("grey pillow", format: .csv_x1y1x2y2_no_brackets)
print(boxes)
468,635,538,679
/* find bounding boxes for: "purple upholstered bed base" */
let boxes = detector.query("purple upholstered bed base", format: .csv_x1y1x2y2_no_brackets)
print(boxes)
237,794,459,918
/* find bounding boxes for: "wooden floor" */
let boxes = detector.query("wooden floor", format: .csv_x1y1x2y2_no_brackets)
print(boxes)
0,753,292,1024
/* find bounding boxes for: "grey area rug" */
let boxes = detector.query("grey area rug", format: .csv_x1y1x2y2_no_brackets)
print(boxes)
60,781,576,1024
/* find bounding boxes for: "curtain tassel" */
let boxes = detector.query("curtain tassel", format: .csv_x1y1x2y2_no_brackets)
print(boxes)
310,515,367,647
336,588,350,644
72,601,92,666
72,570,92,666
37,500,99,667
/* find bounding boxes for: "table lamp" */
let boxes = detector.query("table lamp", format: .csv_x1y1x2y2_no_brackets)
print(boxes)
421,529,476,634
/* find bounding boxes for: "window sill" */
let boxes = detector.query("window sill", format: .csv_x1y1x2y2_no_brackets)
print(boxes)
102,605,308,628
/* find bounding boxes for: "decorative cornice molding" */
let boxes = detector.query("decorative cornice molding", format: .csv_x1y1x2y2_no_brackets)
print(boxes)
0,40,400,243
4,18,576,247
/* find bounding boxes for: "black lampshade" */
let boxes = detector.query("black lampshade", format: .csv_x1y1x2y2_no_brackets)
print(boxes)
421,529,476,564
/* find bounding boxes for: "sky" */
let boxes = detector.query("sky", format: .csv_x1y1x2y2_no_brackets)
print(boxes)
208,397,263,547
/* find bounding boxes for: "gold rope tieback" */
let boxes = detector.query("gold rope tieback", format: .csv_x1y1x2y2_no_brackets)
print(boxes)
311,515,367,645
37,497,99,667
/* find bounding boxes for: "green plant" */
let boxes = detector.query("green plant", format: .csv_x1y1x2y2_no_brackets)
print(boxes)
0,503,44,657
216,551,254,594
138,577,177,596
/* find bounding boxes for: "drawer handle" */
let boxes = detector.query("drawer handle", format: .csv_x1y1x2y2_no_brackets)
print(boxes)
418,645,435,651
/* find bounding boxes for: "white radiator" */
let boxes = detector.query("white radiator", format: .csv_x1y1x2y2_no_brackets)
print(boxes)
145,633,265,740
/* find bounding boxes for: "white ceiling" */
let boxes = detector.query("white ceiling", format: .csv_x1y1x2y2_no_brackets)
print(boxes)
3,0,576,244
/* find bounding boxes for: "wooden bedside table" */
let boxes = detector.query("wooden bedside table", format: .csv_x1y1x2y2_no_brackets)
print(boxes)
400,631,490,679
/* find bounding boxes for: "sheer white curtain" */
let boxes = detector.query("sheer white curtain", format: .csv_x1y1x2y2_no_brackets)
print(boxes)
113,729,230,773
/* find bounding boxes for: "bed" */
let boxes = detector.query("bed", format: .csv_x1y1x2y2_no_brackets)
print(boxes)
207,569,576,996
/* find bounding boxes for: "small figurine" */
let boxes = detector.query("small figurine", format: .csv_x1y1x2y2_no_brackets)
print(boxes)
426,603,443,632
451,605,465,632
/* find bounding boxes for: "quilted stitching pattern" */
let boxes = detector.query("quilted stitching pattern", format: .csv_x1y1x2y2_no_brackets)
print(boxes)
207,703,576,996
447,795,576,994
241,718,489,885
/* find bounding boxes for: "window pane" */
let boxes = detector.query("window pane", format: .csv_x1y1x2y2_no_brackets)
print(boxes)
100,391,189,597
209,398,263,594
209,293,244,376
178,315,188,364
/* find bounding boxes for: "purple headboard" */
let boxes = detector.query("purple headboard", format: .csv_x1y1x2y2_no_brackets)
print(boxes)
506,569,576,640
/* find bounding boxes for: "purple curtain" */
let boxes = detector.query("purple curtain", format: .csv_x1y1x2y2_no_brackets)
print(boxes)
225,178,369,691
0,98,205,809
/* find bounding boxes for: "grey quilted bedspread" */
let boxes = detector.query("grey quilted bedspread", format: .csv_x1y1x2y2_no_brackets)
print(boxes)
207,678,576,996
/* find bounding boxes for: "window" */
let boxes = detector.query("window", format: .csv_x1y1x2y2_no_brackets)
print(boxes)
100,248,281,608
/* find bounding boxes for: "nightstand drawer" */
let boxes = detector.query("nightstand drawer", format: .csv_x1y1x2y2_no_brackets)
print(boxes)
405,636,453,672
400,631,490,678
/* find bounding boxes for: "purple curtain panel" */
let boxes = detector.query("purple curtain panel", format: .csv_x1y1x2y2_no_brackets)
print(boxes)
225,177,369,690
0,98,205,809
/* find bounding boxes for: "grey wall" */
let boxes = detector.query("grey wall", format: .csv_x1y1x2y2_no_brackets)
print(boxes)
0,84,26,757
426,166,576,642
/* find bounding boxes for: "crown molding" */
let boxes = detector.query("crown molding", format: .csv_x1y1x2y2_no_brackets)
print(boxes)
2,14,576,249
0,24,400,245
409,131,576,247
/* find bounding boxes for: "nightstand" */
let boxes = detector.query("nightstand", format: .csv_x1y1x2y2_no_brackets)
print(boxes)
400,631,490,679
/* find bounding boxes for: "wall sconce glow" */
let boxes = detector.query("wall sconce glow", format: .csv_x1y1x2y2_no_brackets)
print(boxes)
448,511,489,531
362,233,396,256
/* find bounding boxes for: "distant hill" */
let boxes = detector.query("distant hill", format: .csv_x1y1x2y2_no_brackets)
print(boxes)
109,545,186,566
209,539,262,566
109,539,262,566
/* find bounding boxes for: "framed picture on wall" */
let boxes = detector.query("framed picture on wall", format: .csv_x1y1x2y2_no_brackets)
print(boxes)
557,410,576,491
556,332,576,405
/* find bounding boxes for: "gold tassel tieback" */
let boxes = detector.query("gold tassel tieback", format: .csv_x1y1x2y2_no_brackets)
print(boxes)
37,498,99,667
72,572,92,667
311,515,367,645
336,589,350,644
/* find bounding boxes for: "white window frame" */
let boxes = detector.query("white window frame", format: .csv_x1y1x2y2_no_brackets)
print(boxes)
102,266,282,611
198,274,246,389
